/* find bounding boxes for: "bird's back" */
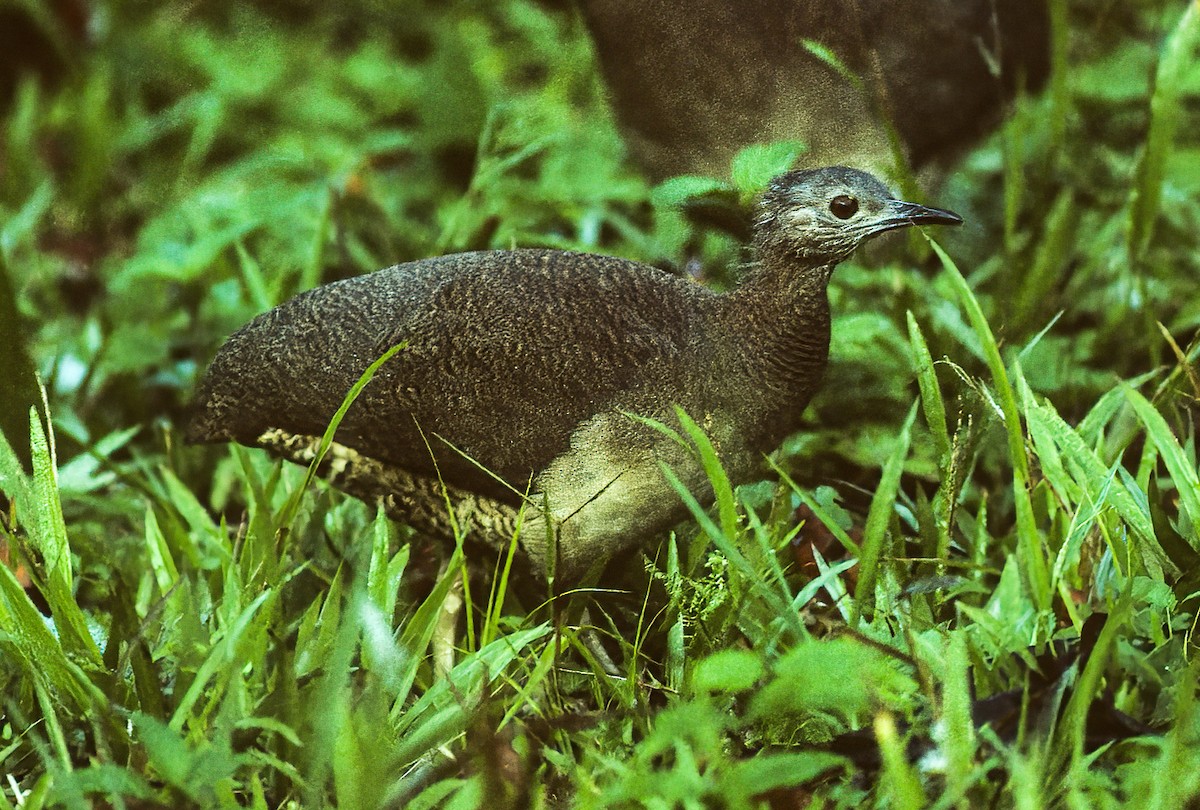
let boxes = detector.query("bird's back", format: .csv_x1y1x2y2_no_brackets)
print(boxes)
187,248,712,502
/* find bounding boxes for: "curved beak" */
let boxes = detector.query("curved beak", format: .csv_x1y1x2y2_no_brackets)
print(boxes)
878,199,963,232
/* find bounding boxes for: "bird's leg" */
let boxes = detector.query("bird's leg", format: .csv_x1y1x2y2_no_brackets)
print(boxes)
578,605,622,677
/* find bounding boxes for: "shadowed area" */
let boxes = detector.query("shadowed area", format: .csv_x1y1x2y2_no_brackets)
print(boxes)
580,0,1050,177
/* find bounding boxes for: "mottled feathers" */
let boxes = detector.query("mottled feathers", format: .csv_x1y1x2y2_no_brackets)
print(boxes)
187,167,961,578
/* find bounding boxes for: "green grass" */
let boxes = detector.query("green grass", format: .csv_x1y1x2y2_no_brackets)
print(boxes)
2,0,1200,807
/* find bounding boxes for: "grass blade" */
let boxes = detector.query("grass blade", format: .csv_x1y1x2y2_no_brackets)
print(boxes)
658,462,804,638
852,403,916,626
1123,385,1200,549
1024,381,1169,578
906,311,951,465
672,406,738,540
25,406,103,667
930,238,1051,611
278,341,406,528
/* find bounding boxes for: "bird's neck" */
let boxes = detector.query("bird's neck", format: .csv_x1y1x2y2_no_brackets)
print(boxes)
722,249,833,395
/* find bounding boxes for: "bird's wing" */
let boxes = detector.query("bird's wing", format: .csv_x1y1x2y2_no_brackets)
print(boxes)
187,249,704,502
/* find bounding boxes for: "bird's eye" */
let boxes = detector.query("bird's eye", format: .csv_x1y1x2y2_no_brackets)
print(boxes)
829,195,859,219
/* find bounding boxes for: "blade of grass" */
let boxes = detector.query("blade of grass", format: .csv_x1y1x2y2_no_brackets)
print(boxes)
1156,322,1200,401
295,568,345,680
1001,90,1029,255
0,558,106,714
658,463,804,638
234,240,274,313
301,587,363,808
143,506,180,595
168,588,276,731
392,625,551,752
768,459,861,556
481,501,528,649
876,710,926,810
278,341,406,529
629,408,739,540
1012,190,1076,331
1123,385,1200,549
930,237,1051,611
1054,600,1130,782
941,632,977,803
907,312,951,464
744,503,796,605
665,535,686,693
390,548,465,720
367,508,407,621
0,418,33,521
908,312,954,568
1145,655,1200,809
852,402,916,626
300,188,333,293
1024,384,1168,577
672,406,739,540
1047,0,1070,152
25,405,103,666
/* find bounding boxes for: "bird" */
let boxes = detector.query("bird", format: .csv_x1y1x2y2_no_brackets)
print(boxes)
579,0,1049,178
186,166,961,582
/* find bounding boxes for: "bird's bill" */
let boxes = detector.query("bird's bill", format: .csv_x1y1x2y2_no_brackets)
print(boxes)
881,199,964,230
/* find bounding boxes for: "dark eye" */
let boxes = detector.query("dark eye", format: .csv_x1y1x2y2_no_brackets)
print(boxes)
829,195,859,219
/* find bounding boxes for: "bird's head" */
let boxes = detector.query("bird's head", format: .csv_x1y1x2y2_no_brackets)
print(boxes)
754,166,962,266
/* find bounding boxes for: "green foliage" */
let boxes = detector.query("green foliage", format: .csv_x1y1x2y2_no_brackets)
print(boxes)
0,252,39,469
1,0,1199,806
1127,1,1200,265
